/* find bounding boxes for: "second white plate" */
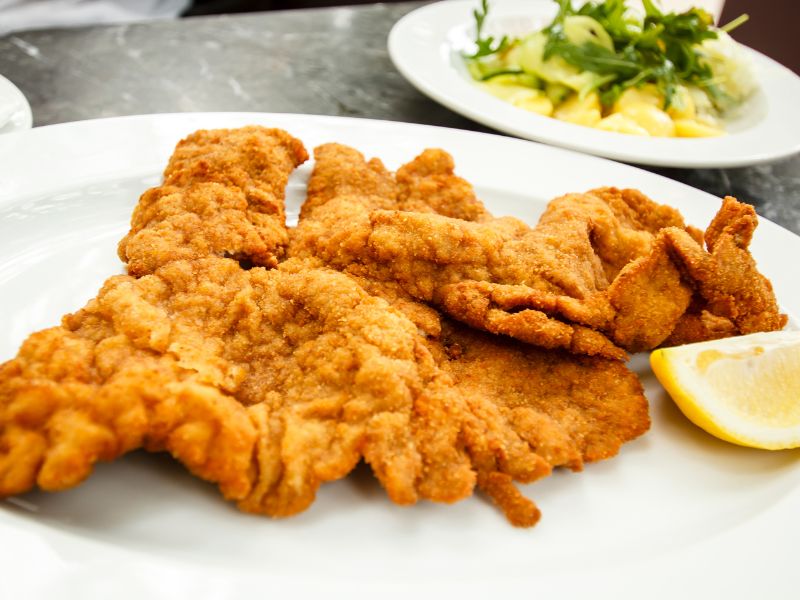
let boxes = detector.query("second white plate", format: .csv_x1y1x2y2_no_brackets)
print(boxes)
0,74,32,134
388,0,800,167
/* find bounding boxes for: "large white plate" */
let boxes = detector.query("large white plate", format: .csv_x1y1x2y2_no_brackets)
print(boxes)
0,74,32,134
0,113,798,599
388,0,800,167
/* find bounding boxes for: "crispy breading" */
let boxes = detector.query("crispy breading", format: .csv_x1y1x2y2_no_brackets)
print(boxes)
299,142,397,219
118,126,308,275
289,143,652,525
395,148,492,222
291,145,785,355
8,255,619,524
438,320,649,465
0,258,483,515
345,273,651,527
438,320,649,526
665,197,787,339
0,129,783,530
0,262,257,501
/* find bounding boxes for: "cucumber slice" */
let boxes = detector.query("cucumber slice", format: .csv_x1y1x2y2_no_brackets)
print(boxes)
562,16,614,50
518,32,597,91
482,72,541,87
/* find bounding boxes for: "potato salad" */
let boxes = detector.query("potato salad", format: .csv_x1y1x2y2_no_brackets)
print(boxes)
464,0,756,137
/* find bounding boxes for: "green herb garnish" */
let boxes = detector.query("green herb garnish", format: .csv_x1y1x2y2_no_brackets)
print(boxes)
464,0,510,59
466,0,740,110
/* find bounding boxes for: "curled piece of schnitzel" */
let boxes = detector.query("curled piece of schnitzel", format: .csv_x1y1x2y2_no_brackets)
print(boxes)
290,144,785,357
289,145,628,358
118,126,308,276
425,197,779,354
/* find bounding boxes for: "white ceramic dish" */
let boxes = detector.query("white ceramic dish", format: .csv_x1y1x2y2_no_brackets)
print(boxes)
0,74,32,134
388,0,800,167
0,113,798,599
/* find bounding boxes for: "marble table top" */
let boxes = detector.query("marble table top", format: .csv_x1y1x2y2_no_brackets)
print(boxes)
0,1,797,234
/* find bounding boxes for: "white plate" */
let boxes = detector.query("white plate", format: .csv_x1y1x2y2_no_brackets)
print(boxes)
388,0,800,167
0,74,32,134
0,113,798,599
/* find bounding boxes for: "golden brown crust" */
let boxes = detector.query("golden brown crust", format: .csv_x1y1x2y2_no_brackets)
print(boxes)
292,150,785,355
664,197,787,337
0,130,784,530
395,148,492,222
0,295,256,501
288,143,652,525
300,143,397,220
438,320,649,465
0,258,481,515
119,126,308,275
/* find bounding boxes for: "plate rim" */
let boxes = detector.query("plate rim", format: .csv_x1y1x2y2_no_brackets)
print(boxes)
0,73,33,134
0,110,728,202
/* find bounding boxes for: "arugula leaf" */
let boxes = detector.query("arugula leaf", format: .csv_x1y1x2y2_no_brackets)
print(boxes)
464,0,509,59
545,0,574,32
545,38,640,77
641,0,663,19
720,13,749,34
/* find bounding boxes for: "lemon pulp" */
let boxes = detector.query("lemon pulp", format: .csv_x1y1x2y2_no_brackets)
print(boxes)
650,331,800,450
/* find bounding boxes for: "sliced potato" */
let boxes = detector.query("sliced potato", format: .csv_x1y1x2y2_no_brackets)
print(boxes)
674,118,725,137
596,113,650,136
618,103,676,137
511,90,554,116
554,92,602,127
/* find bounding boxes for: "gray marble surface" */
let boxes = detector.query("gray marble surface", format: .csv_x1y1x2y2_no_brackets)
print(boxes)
0,1,797,234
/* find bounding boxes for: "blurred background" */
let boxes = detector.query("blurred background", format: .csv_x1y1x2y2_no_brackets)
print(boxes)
0,0,797,73
716,0,798,74
186,0,797,72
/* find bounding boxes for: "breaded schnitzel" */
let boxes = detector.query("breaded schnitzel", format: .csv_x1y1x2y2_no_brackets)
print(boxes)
0,128,782,528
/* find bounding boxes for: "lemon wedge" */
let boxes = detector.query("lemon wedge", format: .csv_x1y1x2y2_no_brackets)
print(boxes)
650,331,800,450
